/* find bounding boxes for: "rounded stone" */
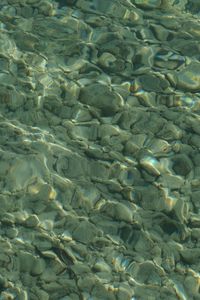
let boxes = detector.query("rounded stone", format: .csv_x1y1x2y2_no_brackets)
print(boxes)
140,156,161,176
31,258,46,275
172,154,193,177
98,52,117,68
134,261,164,285
139,74,169,92
5,227,18,239
72,220,100,244
38,0,55,16
25,215,40,227
100,201,133,222
184,275,200,296
19,250,35,273
79,83,123,116
176,62,200,91
180,248,200,264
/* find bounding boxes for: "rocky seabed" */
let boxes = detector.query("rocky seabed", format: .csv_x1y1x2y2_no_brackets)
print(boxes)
0,0,200,299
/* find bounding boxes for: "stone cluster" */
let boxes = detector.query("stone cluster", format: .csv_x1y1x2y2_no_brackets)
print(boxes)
0,0,200,299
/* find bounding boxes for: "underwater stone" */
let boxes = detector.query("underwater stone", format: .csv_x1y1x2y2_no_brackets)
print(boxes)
158,174,184,189
93,258,111,273
98,52,117,68
157,122,182,140
172,154,193,177
184,275,200,296
140,156,161,176
176,62,200,91
147,138,171,156
31,258,46,275
134,0,161,9
24,215,40,227
100,201,132,222
72,220,101,243
139,74,169,92
134,260,164,285
5,227,18,239
180,248,200,264
38,0,55,16
154,49,185,70
79,83,123,116
19,250,36,273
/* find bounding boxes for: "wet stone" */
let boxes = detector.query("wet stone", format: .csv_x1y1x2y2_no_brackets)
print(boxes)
55,0,74,8
133,0,162,9
79,83,123,116
176,62,200,92
100,201,133,222
180,248,200,264
134,260,164,285
157,122,182,140
172,154,193,177
139,74,169,92
154,49,185,70
72,220,101,243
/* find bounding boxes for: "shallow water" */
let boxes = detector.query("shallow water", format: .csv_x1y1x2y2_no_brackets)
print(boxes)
0,1,200,299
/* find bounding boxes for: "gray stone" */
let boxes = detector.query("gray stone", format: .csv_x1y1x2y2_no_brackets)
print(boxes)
176,63,200,91
79,83,123,116
72,220,100,243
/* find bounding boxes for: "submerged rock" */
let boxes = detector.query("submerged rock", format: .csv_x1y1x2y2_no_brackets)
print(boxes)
79,83,123,116
176,62,200,92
